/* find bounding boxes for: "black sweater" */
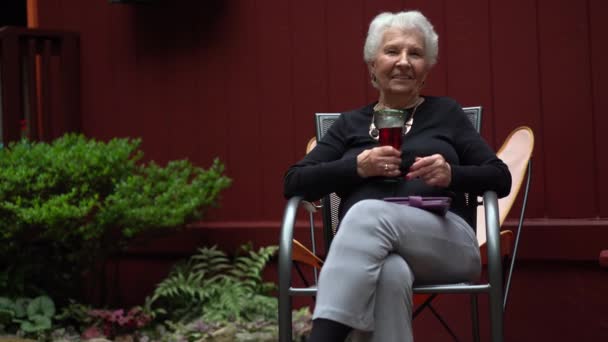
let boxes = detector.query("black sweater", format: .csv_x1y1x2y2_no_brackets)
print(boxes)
283,96,511,228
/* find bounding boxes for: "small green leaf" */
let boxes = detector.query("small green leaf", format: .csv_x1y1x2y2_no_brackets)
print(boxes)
26,296,55,318
20,314,51,332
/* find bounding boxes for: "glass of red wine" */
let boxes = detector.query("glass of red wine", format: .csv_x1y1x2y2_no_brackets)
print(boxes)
374,108,406,182
374,108,406,149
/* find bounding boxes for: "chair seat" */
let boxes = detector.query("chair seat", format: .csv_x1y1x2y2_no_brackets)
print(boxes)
413,283,490,294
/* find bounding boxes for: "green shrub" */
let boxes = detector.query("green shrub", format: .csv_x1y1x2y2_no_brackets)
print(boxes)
0,134,231,301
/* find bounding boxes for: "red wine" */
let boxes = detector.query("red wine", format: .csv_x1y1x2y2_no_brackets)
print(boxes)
379,127,402,149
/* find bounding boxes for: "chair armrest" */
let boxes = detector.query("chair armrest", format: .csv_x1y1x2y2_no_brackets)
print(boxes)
279,196,304,277
483,191,501,268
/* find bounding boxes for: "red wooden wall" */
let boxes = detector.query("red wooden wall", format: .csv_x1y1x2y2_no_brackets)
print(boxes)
32,0,608,340
34,0,608,241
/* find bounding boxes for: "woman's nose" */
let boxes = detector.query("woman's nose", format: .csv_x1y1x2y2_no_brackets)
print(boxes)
396,52,411,66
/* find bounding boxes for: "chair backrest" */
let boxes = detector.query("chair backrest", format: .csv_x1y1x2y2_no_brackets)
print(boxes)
476,127,534,247
313,106,483,251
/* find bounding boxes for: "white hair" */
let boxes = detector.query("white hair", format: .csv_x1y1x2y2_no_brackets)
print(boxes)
364,11,439,66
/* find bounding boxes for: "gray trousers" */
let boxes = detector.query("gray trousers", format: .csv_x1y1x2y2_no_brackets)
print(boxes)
312,199,481,342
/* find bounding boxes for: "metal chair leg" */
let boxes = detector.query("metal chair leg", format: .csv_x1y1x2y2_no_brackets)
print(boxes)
484,191,504,342
279,197,303,342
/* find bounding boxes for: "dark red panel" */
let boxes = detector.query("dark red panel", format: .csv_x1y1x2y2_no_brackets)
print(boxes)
105,6,141,142
363,0,405,27
291,0,330,157
172,2,233,167
444,0,495,146
502,261,608,341
325,0,367,112
537,0,595,218
64,1,118,145
590,0,608,217
161,6,212,164
489,0,545,218
212,0,263,221
255,0,297,220
35,0,64,28
128,4,171,164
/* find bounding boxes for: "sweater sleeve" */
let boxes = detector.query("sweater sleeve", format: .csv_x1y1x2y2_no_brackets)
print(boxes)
448,106,512,198
283,114,364,201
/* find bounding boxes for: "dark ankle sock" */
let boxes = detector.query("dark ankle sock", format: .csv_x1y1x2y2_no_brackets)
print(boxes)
307,318,352,342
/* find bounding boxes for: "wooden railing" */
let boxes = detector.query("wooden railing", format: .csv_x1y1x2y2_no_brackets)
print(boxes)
0,26,80,145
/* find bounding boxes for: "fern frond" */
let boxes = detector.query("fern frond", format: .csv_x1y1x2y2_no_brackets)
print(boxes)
147,243,279,324
190,246,232,277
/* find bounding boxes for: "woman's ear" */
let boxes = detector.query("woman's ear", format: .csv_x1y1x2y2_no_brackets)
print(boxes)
368,61,376,73
368,63,376,82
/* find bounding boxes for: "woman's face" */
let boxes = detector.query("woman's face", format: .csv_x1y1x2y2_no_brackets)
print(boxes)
369,27,430,101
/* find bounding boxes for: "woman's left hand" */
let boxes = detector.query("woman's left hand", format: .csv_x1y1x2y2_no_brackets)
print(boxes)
406,154,452,188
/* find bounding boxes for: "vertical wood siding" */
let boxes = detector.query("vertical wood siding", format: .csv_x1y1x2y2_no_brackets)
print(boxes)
590,0,608,217
37,0,607,222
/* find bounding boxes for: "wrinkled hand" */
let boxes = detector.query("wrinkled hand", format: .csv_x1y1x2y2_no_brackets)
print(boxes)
357,146,402,178
406,154,452,187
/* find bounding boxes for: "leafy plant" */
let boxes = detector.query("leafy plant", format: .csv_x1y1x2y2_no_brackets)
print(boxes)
145,243,278,324
0,295,55,336
0,134,231,302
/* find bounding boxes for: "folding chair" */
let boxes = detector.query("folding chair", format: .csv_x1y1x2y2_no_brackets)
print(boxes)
278,107,534,342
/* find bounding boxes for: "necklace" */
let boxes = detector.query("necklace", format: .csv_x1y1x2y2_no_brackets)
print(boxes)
369,97,424,140
373,96,422,112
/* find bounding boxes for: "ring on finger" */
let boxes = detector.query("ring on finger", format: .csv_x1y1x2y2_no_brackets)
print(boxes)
384,163,389,171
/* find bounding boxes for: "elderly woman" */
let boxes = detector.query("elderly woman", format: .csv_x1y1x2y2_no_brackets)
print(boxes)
283,10,511,342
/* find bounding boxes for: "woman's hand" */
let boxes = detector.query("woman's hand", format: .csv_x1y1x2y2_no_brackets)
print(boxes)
357,146,402,178
406,154,452,187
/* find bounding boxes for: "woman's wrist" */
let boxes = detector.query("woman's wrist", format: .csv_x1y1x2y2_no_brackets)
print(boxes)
357,150,371,178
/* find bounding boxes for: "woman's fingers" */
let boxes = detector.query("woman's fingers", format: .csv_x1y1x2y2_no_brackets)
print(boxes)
376,145,402,157
407,156,437,178
357,147,402,178
406,154,451,187
421,168,447,186
378,161,401,175
374,147,402,177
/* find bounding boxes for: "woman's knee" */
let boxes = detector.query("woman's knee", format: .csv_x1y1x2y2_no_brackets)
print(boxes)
339,200,387,232
377,254,414,295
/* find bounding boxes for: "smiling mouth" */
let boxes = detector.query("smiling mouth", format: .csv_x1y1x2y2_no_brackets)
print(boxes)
392,75,414,80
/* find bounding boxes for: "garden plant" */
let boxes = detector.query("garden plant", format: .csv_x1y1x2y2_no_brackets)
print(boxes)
0,134,312,341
